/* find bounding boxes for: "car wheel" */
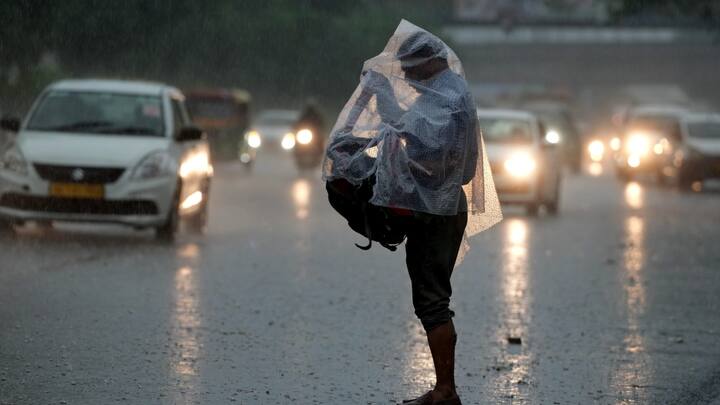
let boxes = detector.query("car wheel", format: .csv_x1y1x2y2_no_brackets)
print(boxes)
677,170,696,192
545,176,561,215
525,203,539,217
156,190,180,242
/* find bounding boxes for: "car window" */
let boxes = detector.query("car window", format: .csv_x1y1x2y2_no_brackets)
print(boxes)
687,122,720,139
27,91,164,136
171,99,189,132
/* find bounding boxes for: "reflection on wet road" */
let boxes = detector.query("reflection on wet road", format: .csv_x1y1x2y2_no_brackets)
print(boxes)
170,244,202,402
490,218,532,401
2,155,720,404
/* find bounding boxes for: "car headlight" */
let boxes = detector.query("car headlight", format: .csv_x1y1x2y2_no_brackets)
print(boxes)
504,153,536,178
281,132,296,150
246,131,261,149
179,152,211,178
609,136,621,151
296,129,313,145
131,151,177,180
625,133,650,156
0,145,28,175
587,140,605,162
544,129,561,144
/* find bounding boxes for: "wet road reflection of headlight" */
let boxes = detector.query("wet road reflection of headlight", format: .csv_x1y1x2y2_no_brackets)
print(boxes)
281,132,296,150
246,131,261,148
588,140,605,162
504,153,536,178
545,129,561,144
296,129,313,145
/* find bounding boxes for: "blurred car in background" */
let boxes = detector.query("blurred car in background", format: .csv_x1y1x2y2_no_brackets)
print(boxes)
520,101,582,173
478,109,562,216
186,88,252,167
245,109,300,152
0,79,212,240
613,105,686,183
674,112,720,190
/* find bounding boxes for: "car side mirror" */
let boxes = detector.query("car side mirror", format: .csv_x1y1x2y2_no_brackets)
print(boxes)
175,126,205,142
1,117,21,133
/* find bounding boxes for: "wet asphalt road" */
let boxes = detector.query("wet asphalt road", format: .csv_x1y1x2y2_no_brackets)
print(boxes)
1,153,720,405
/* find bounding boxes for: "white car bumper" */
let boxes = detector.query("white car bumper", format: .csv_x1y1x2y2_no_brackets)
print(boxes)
493,173,538,204
0,169,175,227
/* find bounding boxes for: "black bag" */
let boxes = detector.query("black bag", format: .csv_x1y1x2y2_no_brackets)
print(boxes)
326,176,408,251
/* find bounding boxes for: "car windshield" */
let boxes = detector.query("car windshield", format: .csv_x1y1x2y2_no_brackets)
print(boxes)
187,98,238,120
627,115,679,134
687,122,720,139
27,91,164,136
479,117,534,144
255,110,299,127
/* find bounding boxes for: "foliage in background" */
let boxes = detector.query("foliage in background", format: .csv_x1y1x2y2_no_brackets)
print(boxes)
0,0,450,116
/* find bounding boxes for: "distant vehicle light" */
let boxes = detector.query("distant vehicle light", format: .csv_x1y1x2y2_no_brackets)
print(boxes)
504,153,536,178
609,136,622,151
588,140,605,162
544,129,561,144
296,129,313,145
247,131,262,148
626,133,650,156
627,154,641,168
240,153,251,163
281,132,296,150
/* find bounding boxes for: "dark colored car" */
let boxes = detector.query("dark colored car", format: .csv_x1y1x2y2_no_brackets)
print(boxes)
521,103,582,173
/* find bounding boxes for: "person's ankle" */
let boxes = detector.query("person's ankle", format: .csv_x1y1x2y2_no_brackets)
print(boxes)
432,385,456,399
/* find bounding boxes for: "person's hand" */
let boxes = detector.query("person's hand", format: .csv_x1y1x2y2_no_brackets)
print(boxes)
360,70,392,97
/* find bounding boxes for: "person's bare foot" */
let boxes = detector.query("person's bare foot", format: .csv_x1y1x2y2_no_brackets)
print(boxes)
402,389,461,405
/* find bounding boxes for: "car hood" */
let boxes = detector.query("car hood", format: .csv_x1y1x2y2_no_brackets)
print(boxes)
18,131,171,167
486,143,536,162
254,125,293,141
686,137,720,156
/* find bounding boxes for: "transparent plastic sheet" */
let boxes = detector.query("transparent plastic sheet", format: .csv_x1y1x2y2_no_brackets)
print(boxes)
323,20,502,263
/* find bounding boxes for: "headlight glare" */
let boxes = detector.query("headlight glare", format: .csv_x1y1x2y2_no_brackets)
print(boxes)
296,129,313,145
504,153,536,178
281,132,296,150
545,129,561,144
626,133,650,156
246,131,262,149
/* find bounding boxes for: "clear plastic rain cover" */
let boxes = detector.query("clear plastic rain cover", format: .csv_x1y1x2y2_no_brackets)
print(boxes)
323,20,502,249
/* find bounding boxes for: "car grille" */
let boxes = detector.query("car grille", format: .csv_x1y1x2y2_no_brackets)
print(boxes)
0,194,158,216
33,164,126,184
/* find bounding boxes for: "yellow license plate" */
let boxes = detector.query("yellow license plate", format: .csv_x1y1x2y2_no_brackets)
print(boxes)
49,183,105,199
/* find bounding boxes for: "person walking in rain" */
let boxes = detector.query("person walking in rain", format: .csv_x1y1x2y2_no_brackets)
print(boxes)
324,21,501,405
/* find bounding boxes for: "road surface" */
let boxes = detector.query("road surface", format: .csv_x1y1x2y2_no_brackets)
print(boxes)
2,153,720,404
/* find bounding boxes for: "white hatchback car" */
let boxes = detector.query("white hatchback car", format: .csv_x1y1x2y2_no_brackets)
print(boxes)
478,109,562,216
0,79,212,240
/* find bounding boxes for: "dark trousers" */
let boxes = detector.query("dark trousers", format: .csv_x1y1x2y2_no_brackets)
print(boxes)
404,211,467,332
